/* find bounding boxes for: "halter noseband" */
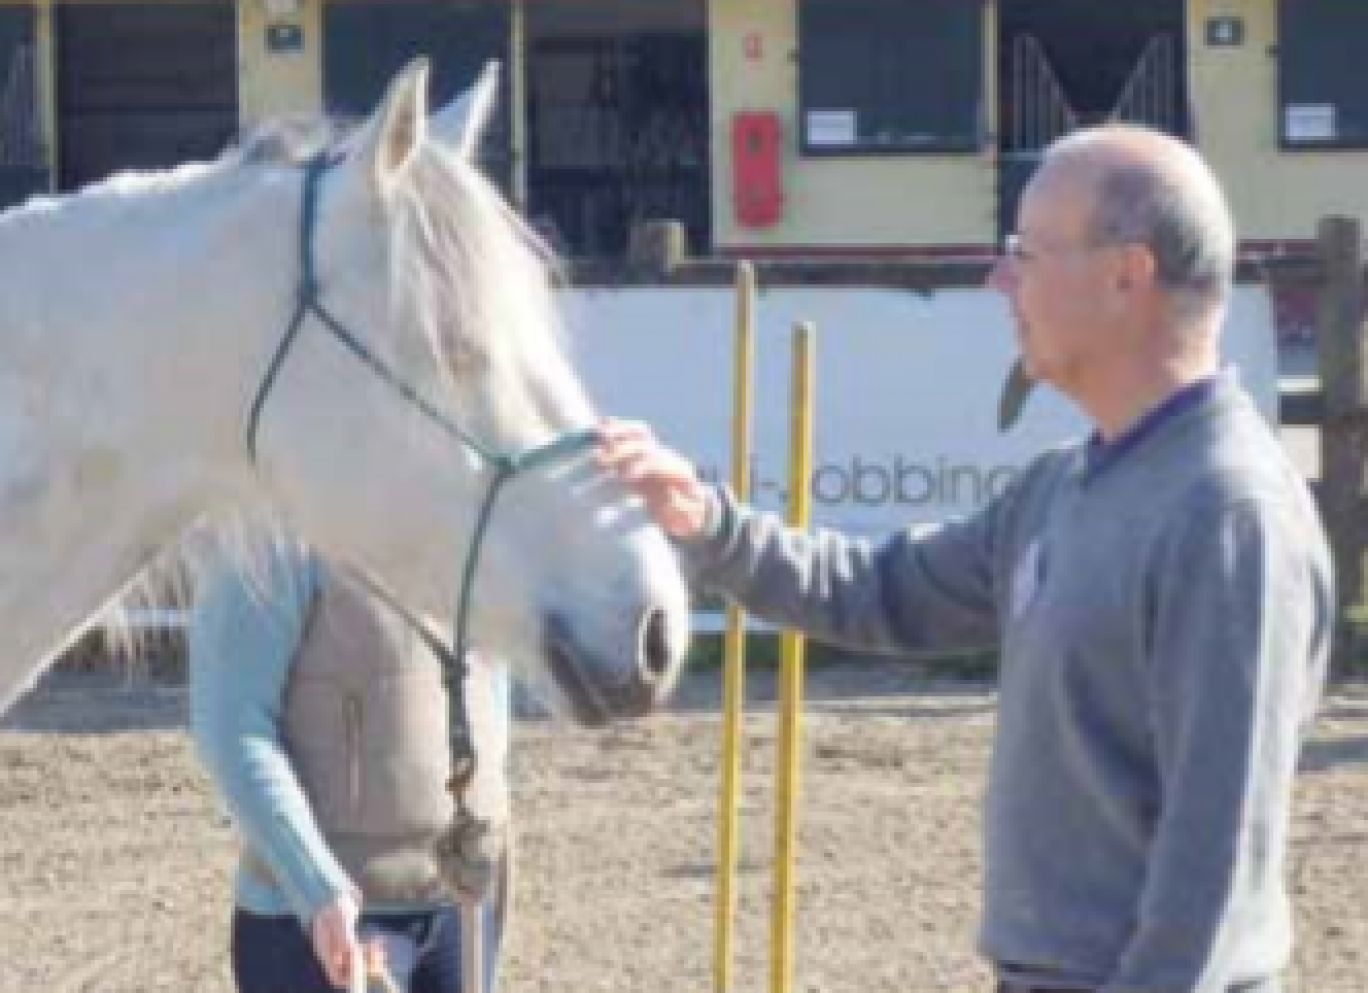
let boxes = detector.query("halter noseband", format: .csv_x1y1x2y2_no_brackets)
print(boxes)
245,151,597,755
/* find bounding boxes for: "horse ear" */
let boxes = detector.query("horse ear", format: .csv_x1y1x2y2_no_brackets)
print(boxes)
357,57,430,199
429,61,500,161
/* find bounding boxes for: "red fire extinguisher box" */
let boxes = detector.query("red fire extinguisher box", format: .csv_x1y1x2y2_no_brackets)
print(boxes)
732,111,783,228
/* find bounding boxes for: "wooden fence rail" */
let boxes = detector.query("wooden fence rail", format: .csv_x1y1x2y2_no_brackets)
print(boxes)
1295,216,1368,667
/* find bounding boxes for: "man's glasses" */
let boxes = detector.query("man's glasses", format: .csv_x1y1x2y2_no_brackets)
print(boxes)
1001,233,1134,264
1000,233,1035,262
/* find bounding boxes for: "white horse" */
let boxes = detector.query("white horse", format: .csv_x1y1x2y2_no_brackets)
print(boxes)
0,58,691,724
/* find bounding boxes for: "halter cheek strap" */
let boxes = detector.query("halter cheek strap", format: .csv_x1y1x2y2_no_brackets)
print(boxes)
245,151,598,765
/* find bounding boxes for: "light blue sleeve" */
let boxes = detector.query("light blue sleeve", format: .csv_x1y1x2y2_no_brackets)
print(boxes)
187,542,355,926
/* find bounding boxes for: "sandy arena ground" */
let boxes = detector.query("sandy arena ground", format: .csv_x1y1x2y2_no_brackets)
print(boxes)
2,661,1367,993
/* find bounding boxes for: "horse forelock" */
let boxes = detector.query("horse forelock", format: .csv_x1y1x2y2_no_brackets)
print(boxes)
388,144,590,444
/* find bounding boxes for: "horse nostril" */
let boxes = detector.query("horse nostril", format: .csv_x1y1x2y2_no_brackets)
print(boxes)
638,608,674,681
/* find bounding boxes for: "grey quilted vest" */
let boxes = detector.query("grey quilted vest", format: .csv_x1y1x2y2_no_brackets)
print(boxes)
243,568,454,904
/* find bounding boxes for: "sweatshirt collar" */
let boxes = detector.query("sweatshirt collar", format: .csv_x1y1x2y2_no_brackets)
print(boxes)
1082,372,1228,481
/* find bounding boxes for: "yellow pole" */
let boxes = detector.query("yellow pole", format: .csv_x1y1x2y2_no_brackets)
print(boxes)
770,323,814,993
713,261,755,993
33,0,56,194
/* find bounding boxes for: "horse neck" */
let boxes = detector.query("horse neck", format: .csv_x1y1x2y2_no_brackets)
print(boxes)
0,166,297,711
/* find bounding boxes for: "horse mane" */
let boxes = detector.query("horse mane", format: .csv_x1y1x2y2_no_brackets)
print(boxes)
236,116,348,166
101,113,583,656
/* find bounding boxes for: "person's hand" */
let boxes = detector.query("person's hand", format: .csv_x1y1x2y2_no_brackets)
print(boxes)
363,939,401,993
310,891,362,990
596,418,709,539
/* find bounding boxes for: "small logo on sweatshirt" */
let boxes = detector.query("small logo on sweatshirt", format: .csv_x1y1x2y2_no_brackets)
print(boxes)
1011,540,1045,618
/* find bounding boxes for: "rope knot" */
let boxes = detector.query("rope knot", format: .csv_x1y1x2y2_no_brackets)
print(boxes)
296,279,320,310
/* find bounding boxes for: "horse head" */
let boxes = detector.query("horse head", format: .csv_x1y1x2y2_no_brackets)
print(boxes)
247,60,690,724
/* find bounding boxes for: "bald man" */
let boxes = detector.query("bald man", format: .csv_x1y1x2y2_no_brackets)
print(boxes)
598,126,1332,993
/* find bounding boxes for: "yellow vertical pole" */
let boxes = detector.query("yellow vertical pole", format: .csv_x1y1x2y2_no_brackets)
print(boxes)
770,323,814,993
713,261,755,993
33,0,56,193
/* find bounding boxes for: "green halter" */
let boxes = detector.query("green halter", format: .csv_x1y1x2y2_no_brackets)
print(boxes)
246,151,598,761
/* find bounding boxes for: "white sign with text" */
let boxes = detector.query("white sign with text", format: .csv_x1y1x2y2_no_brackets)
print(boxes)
566,286,1279,539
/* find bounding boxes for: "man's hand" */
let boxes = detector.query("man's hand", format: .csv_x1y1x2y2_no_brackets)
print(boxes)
596,418,709,539
311,891,362,990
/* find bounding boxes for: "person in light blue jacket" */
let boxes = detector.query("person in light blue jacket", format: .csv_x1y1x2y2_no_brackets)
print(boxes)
189,536,509,993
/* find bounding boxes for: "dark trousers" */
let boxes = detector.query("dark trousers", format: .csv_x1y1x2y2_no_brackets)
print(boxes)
231,906,464,993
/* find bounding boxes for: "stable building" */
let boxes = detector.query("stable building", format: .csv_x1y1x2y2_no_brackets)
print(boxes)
0,0,1364,262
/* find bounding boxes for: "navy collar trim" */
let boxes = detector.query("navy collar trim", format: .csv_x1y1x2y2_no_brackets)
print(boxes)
1083,374,1224,480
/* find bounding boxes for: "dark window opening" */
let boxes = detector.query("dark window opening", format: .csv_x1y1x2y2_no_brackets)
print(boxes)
1278,0,1368,150
55,2,238,192
996,0,1188,235
0,5,45,208
998,0,1188,150
797,0,985,156
322,0,511,189
525,0,709,259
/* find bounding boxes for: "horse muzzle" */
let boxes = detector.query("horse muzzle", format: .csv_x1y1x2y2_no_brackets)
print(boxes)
543,607,685,727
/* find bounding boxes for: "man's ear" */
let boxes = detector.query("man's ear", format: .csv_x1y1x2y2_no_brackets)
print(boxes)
1116,242,1158,296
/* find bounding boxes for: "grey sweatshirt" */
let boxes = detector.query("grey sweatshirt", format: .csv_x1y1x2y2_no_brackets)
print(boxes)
679,373,1332,992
